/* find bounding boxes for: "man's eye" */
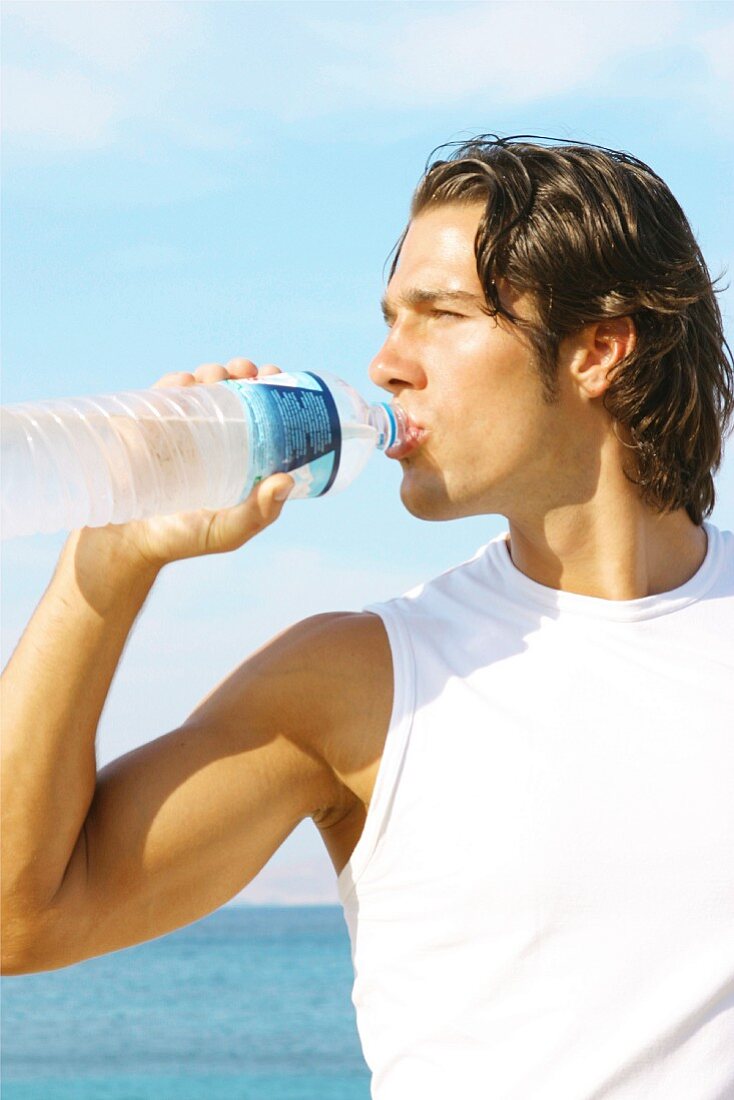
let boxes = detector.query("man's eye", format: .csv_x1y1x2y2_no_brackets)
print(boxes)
382,309,460,326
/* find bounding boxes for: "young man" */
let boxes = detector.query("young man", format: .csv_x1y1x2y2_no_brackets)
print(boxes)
2,137,733,1098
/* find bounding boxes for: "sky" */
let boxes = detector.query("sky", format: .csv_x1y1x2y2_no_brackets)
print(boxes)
2,0,733,906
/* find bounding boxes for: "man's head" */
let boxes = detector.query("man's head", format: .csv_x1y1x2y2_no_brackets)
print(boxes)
372,135,733,526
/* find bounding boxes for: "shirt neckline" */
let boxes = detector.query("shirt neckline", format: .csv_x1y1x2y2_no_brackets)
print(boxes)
489,521,722,622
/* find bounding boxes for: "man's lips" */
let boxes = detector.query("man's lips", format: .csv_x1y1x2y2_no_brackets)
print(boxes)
385,411,429,460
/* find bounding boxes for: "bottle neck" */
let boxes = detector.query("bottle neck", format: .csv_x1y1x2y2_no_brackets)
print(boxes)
368,402,406,452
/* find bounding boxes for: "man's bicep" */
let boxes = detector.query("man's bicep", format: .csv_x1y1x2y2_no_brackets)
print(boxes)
34,614,353,972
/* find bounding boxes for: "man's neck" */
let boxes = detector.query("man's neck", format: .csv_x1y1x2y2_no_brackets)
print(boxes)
506,505,708,601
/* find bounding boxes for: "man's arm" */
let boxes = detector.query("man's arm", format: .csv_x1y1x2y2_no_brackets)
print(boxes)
1,529,160,971
1,521,366,974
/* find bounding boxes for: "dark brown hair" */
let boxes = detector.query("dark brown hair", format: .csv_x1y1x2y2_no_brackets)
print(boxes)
389,135,733,525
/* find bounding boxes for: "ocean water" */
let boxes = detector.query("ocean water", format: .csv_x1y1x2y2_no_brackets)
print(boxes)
1,905,371,1099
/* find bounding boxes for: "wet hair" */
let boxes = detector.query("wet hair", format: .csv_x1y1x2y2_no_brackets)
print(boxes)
389,134,733,525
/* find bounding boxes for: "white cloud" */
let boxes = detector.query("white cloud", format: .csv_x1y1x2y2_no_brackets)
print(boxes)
3,1,733,154
1,0,201,150
2,64,122,148
698,16,734,93
5,0,195,73
311,1,680,110
691,17,734,136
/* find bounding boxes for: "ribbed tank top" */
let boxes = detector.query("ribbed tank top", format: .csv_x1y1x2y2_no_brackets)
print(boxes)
337,523,734,1099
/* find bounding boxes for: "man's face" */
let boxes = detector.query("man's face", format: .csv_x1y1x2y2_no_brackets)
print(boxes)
370,202,577,523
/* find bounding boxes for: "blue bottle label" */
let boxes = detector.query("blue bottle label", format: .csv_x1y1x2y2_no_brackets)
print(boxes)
222,371,341,499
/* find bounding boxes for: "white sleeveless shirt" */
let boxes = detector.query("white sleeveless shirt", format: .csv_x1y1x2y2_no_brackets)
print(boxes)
337,523,734,1099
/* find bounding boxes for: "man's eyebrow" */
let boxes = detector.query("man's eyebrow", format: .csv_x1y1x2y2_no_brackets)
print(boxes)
380,288,485,319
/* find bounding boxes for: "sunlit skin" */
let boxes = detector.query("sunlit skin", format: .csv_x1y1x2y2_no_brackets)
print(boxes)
369,203,707,599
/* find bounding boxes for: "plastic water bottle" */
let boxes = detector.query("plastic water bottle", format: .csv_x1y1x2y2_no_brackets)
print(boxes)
1,370,410,540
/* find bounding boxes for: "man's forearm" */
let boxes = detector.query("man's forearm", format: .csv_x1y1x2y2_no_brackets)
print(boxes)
1,529,159,924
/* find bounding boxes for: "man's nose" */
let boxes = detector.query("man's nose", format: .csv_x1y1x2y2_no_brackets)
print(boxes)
368,329,428,395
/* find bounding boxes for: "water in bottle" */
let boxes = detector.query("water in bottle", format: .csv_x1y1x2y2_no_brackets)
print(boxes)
1,370,421,540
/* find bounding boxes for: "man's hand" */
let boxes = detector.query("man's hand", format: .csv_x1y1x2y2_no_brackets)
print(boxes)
72,358,294,575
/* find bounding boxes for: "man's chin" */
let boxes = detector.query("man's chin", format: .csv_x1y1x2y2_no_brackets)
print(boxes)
398,478,467,523
398,466,499,522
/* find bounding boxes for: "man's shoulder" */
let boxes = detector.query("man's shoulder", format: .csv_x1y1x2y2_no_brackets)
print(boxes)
267,610,393,793
275,609,390,676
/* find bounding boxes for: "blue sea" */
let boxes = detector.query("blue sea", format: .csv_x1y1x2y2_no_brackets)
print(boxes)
1,906,371,1099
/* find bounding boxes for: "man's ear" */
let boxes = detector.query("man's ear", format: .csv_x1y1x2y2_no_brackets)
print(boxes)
567,316,637,400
